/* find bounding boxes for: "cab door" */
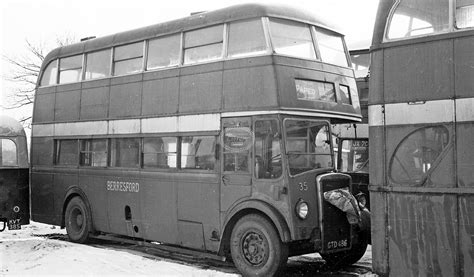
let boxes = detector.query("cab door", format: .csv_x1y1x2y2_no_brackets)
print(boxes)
220,117,252,212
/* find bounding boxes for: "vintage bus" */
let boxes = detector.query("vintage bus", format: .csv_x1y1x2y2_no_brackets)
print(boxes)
0,115,29,231
370,0,474,276
31,4,369,275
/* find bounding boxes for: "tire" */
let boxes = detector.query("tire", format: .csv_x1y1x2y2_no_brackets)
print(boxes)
65,196,92,243
321,235,368,267
230,214,288,277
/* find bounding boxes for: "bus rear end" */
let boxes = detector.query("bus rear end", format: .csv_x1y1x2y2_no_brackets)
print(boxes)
0,116,29,231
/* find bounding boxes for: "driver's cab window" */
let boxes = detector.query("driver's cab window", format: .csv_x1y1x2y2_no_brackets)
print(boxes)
254,119,282,179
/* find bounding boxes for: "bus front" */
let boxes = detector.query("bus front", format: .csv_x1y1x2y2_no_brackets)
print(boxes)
263,16,370,266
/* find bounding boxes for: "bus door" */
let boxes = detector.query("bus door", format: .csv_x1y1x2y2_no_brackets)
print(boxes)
220,117,252,212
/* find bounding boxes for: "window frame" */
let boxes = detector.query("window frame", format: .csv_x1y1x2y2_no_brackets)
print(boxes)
58,54,84,84
40,59,58,87
142,136,179,170
384,0,474,42
267,17,318,61
146,33,183,71
84,49,113,81
79,138,108,167
226,18,270,59
54,139,79,167
112,41,145,76
0,138,18,167
183,24,225,65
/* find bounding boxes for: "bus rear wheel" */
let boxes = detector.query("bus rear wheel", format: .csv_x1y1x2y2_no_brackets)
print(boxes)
65,196,92,243
230,214,288,276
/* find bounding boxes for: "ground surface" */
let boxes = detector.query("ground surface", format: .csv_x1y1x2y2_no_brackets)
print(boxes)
0,222,375,276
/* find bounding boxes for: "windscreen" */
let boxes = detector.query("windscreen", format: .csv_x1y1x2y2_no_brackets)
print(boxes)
284,119,333,175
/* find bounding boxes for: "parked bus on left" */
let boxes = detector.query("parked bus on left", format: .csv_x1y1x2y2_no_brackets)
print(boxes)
0,115,29,231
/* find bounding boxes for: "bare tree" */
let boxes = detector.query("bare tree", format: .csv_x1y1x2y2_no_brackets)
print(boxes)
2,35,76,127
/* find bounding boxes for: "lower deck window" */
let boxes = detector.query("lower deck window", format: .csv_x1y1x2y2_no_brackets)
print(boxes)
181,136,216,170
56,140,78,166
143,137,177,169
111,138,140,168
80,139,107,167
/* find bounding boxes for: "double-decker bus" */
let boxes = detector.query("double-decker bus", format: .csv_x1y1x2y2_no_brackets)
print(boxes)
31,4,368,275
0,115,29,231
370,0,474,276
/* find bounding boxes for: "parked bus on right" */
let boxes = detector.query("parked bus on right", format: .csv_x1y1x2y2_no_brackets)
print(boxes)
370,0,474,276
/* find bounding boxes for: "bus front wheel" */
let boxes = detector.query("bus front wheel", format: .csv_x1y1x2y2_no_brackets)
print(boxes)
230,214,288,276
65,196,92,243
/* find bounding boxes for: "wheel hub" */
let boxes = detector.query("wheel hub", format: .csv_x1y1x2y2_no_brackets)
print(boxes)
242,232,267,265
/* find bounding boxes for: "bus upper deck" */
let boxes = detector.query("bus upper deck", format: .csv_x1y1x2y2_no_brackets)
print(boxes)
33,3,361,128
0,115,29,231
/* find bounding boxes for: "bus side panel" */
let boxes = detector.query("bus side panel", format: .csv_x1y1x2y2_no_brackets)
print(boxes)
78,174,110,232
457,122,474,188
176,174,220,252
223,59,278,110
370,191,388,275
457,121,474,276
180,70,222,113
383,41,453,103
109,82,142,118
55,89,80,122
31,173,57,224
454,36,474,98
459,196,474,277
387,193,458,277
140,175,178,244
142,77,179,116
32,90,55,123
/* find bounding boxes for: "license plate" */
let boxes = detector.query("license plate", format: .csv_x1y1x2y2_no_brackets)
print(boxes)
327,239,348,250
8,219,21,230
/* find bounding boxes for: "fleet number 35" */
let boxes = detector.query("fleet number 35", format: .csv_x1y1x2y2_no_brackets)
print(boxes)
299,182,308,191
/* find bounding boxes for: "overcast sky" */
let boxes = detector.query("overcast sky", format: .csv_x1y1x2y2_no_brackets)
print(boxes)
0,0,379,119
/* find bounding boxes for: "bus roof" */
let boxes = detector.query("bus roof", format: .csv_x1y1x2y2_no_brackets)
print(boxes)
0,115,26,138
42,3,341,65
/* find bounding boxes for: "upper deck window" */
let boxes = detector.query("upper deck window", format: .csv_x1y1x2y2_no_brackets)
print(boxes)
385,0,449,40
113,42,144,76
59,55,82,84
147,34,181,70
268,18,316,60
314,28,348,67
184,25,224,64
456,0,474,28
228,19,267,58
0,139,17,166
40,60,57,86
85,49,111,80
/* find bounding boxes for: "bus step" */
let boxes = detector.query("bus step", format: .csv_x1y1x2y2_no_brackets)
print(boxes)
91,234,226,262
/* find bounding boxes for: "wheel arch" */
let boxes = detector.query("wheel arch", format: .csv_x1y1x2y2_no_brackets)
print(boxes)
61,187,92,229
218,200,291,256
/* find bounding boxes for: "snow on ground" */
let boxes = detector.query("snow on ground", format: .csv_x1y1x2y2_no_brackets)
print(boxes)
0,222,237,276
0,222,375,276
